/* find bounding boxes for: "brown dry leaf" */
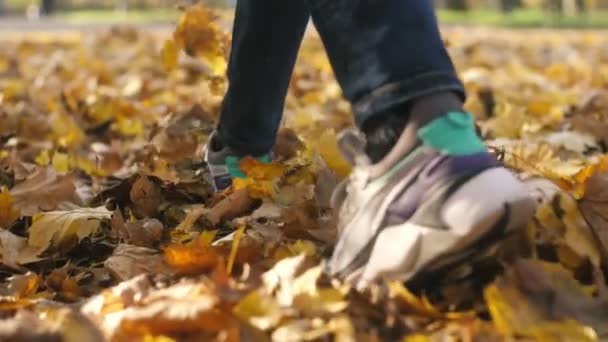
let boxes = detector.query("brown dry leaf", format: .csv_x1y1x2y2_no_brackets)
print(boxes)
105,244,168,281
578,171,608,271
207,188,258,225
130,175,162,219
28,206,112,255
0,230,41,267
570,115,608,145
112,210,164,248
558,193,602,267
0,188,20,228
10,167,79,216
273,128,304,160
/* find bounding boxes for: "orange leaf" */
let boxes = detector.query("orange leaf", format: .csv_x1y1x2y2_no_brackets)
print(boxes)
0,188,20,228
164,241,220,276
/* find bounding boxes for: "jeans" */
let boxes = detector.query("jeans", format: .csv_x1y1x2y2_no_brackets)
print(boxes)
218,0,465,156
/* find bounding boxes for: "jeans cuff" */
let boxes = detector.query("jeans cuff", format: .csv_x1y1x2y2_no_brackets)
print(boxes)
217,125,272,156
352,71,466,128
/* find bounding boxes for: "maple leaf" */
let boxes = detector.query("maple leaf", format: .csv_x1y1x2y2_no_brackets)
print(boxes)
172,5,228,75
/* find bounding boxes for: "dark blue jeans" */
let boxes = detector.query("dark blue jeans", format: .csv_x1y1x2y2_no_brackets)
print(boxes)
218,0,465,156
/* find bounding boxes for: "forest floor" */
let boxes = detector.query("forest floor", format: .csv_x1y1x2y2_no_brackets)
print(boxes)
1,5,608,342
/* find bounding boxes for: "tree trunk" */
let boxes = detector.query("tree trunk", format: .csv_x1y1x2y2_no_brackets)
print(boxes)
501,0,522,12
41,0,55,15
446,0,468,10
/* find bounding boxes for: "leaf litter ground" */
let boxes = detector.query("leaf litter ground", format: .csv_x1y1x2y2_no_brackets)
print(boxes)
2,6,608,341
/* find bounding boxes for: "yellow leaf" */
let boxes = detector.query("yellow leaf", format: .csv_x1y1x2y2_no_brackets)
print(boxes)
34,150,50,166
143,335,177,342
312,129,351,178
52,152,70,173
173,4,227,75
240,157,285,180
49,112,86,147
388,281,443,319
273,240,317,261
161,39,179,72
114,116,144,137
28,207,112,254
198,230,217,246
232,290,282,331
0,188,20,228
226,225,245,275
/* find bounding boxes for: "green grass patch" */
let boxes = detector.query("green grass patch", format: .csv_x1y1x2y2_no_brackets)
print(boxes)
437,8,608,28
54,9,179,24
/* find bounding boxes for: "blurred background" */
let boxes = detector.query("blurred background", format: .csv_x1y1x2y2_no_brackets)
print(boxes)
1,0,608,27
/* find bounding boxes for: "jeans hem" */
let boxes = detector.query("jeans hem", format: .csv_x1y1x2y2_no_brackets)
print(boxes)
352,72,466,128
218,125,273,156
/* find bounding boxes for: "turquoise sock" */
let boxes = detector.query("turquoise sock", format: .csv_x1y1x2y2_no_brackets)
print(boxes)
417,112,486,155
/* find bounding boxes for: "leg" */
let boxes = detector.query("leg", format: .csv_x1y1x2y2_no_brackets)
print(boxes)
217,0,310,156
307,0,464,130
309,0,536,286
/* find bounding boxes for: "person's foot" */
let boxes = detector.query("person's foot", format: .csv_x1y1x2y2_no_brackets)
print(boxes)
204,131,271,192
327,112,536,289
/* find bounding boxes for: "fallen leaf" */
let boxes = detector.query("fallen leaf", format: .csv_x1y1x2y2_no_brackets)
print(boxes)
485,259,608,339
543,131,598,154
112,210,164,248
5,272,41,298
578,171,608,272
105,244,167,281
233,290,282,331
226,225,245,275
173,4,228,75
164,238,220,276
0,310,62,342
129,175,162,219
0,188,20,228
10,167,79,216
28,206,112,255
273,240,317,262
207,188,258,225
118,282,232,337
271,316,355,342
0,230,41,267
273,128,304,160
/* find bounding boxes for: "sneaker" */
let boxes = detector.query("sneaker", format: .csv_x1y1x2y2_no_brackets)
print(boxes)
327,127,536,290
204,131,271,192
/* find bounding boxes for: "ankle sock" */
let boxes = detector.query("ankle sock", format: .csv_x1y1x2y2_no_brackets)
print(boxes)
362,92,466,162
418,112,486,155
